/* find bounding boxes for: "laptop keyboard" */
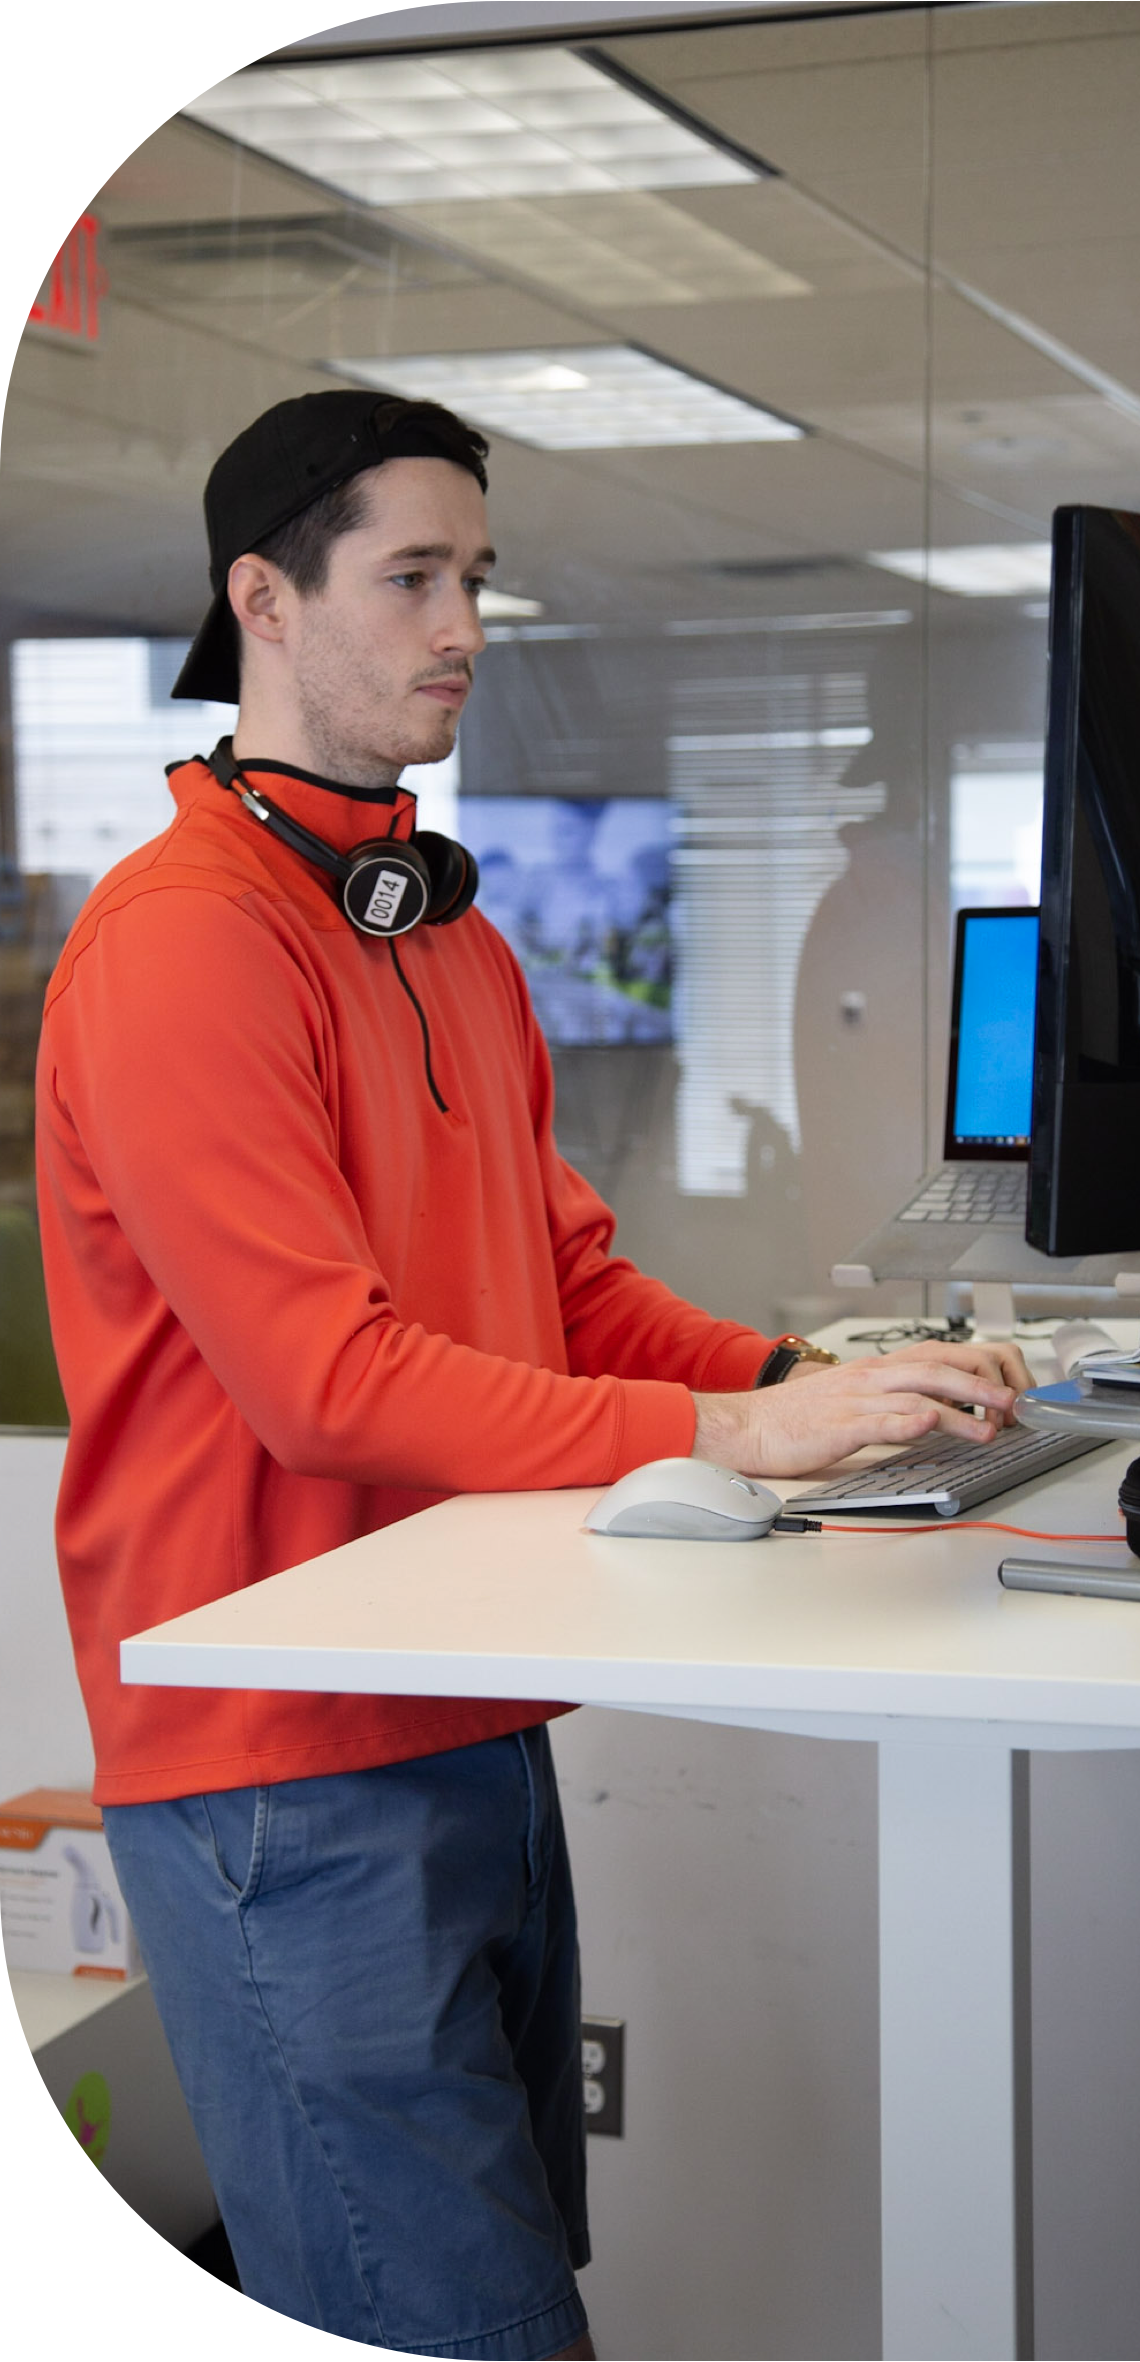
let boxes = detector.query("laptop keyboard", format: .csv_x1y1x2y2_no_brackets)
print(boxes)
788,1419,1107,1518
900,1163,1026,1225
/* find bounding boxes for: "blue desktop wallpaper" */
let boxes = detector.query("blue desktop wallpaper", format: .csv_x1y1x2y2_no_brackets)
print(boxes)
953,913,1038,1143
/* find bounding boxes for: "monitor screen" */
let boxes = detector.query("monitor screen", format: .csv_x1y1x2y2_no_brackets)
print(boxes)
1027,505,1140,1254
946,908,1039,1154
459,795,672,1046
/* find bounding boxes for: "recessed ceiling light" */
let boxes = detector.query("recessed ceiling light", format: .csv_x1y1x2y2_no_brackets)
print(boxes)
868,544,1053,596
477,589,544,619
186,47,758,207
328,347,803,450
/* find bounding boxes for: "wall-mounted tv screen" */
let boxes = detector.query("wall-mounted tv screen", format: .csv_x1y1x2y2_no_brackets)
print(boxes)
460,795,673,1046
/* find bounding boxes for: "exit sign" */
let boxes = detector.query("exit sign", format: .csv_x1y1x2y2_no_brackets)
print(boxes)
28,214,104,346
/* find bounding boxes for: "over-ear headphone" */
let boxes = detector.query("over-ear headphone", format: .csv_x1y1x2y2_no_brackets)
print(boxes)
1121,1457,1140,1559
207,738,479,938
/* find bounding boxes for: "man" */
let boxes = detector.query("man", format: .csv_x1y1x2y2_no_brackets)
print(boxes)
35,389,1030,2359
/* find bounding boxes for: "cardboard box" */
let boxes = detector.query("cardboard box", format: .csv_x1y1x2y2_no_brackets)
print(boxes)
0,1788,141,1978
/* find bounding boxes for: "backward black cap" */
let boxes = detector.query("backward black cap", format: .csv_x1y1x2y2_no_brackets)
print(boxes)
172,388,490,705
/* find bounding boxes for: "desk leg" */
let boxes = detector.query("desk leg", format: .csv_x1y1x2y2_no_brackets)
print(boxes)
878,1739,1032,2362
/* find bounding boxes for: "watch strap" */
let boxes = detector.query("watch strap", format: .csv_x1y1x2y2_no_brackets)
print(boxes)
753,1332,842,1388
754,1343,803,1388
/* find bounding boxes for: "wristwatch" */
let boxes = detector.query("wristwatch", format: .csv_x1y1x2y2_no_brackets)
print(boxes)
754,1332,841,1388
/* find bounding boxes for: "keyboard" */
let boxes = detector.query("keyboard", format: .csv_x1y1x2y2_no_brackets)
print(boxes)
788,1419,1108,1519
900,1163,1026,1226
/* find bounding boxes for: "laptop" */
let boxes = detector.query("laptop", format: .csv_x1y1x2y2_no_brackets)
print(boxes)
832,905,1039,1286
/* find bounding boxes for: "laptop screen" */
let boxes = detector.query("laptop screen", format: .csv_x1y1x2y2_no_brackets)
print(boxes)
945,907,1039,1159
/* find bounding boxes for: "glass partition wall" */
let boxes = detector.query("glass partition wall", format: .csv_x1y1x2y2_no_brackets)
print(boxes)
3,2,1140,1402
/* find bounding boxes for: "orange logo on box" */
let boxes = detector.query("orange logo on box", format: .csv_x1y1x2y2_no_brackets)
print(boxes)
0,1818,43,1850
28,214,105,345
0,1788,103,1834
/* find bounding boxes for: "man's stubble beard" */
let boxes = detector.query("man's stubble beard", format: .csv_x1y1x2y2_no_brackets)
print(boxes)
295,669,401,791
292,625,457,791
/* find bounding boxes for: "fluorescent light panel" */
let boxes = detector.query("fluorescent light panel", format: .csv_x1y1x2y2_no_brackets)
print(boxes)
668,727,872,751
476,589,544,618
869,544,1054,596
186,47,756,207
664,610,914,635
329,347,802,450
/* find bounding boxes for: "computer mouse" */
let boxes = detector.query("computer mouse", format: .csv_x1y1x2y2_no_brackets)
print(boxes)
584,1457,782,1541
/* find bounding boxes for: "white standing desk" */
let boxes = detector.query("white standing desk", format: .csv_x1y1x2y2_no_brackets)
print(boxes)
122,1438,1140,2362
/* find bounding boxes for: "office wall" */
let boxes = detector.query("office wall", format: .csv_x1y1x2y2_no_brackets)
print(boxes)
4,5,1140,2357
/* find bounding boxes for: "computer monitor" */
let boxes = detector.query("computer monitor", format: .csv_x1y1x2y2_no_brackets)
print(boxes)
1026,505,1140,1256
945,906,1038,1157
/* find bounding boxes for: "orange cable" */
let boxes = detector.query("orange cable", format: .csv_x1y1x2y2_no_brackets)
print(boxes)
817,1520,1125,1541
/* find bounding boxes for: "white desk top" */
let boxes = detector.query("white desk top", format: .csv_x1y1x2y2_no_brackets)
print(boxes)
122,1438,1140,1739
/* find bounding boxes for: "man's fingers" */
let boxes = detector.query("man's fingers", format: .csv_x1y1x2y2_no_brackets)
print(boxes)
870,1357,1015,1408
885,1337,1034,1393
858,1398,985,1439
870,1402,942,1442
954,1342,1032,1393
934,1406,1000,1441
843,1395,1001,1449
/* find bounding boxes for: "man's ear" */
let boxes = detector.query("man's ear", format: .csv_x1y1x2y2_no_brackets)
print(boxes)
228,552,289,652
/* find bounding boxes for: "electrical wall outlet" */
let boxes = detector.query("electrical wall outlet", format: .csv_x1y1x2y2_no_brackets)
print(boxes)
581,2016,625,2137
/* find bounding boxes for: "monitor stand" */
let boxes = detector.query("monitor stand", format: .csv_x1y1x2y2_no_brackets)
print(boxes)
971,1280,1017,1338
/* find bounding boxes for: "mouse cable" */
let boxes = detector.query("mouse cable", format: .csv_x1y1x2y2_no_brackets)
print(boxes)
772,1514,1125,1541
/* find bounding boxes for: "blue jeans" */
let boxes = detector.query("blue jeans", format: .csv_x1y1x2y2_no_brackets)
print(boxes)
103,1726,589,2357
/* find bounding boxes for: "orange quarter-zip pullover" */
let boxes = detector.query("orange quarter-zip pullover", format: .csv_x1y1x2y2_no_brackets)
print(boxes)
36,756,773,1803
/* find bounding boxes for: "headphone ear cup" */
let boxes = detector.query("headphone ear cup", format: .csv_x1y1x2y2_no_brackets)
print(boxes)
414,831,480,926
1120,1457,1140,1558
341,840,432,936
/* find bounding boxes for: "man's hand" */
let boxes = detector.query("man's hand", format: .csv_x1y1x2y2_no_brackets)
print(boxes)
692,1336,1034,1481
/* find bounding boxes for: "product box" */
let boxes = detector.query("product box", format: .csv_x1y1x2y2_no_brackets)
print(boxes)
0,1788,141,1978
